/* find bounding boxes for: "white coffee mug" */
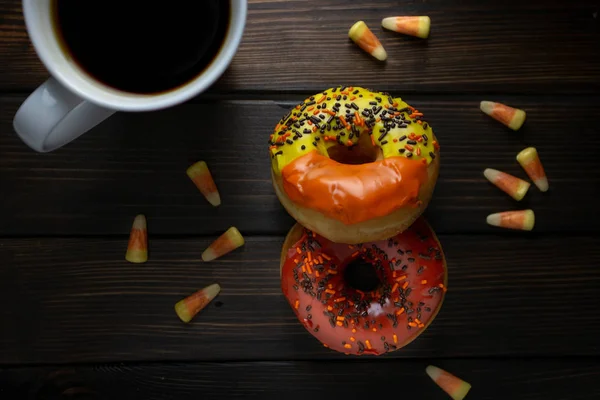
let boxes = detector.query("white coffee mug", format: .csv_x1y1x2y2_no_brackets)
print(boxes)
14,0,247,153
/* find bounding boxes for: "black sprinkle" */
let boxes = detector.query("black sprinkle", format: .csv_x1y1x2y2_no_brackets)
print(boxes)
301,145,306,150
406,152,413,157
351,102,359,110
380,140,388,145
353,89,359,94
369,101,378,105
398,135,407,141
430,152,436,159
378,131,388,141
407,140,417,145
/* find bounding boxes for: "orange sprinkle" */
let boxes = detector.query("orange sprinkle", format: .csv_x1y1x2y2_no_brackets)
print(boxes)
393,138,398,143
306,264,313,274
307,106,314,112
324,109,336,116
352,328,357,333
408,132,416,140
294,300,299,309
337,316,345,321
418,323,425,328
371,136,376,147
393,271,397,278
317,95,327,104
269,146,276,151
405,144,414,151
396,275,407,282
347,87,354,92
328,284,333,289
365,340,372,349
327,306,333,311
376,117,381,122
313,110,320,115
323,344,329,348
391,283,399,293
396,308,405,316
336,321,343,326
350,336,356,342
307,252,312,262
351,251,359,257
315,271,320,278
372,328,377,332
312,126,318,132
408,322,417,327
293,258,299,263
344,343,352,349
325,289,335,294
402,281,409,290
339,115,348,126
301,265,306,273
417,120,423,125
307,120,313,126
347,140,353,146
296,247,301,254
393,334,398,344
327,269,338,275
334,297,346,303
393,102,399,107
416,135,423,142
317,256,323,264
348,300,354,306
322,254,331,261
415,318,422,324
421,279,427,284
416,147,421,156
350,96,356,101
433,140,440,149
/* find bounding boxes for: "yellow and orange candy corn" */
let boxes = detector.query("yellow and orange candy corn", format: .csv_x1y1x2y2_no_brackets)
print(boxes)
426,365,471,400
125,214,148,263
381,16,431,39
202,227,245,262
483,168,530,201
186,161,221,206
480,101,526,131
516,147,548,192
486,209,535,231
348,21,387,61
174,283,221,323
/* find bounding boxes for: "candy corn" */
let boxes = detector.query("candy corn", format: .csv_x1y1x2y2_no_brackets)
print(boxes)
174,283,221,323
348,21,387,61
480,101,526,131
186,161,221,206
381,16,431,39
486,209,535,231
483,168,530,201
202,227,245,262
426,365,471,400
125,214,148,263
516,147,548,192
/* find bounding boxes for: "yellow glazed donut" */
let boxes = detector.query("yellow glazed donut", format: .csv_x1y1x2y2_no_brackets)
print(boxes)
269,86,440,244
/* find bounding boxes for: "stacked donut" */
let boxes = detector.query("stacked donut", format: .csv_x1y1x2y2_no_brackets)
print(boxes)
270,86,447,355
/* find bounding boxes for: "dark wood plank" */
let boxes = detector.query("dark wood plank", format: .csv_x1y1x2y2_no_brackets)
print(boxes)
1,0,599,93
1,96,599,235
1,359,599,400
1,235,598,364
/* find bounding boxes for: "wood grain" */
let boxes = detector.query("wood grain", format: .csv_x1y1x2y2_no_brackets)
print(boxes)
1,96,599,236
1,235,598,364
1,0,599,93
2,359,599,400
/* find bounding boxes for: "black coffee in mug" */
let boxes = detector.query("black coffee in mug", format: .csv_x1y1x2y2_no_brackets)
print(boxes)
52,0,230,94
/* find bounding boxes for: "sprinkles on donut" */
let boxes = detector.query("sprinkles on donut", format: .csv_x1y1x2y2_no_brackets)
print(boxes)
280,217,447,355
269,86,440,244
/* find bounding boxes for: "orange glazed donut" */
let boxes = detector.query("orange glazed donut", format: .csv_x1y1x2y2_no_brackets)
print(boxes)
280,217,447,356
269,86,440,244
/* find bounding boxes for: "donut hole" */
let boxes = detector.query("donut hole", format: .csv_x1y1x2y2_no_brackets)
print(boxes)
344,258,381,292
327,133,381,165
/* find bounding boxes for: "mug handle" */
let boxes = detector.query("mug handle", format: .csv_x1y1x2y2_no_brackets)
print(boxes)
13,78,116,152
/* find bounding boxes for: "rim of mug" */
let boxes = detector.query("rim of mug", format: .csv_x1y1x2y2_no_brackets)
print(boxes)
22,0,247,112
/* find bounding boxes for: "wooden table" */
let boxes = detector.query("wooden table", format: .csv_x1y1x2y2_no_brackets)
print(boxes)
1,1,599,398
